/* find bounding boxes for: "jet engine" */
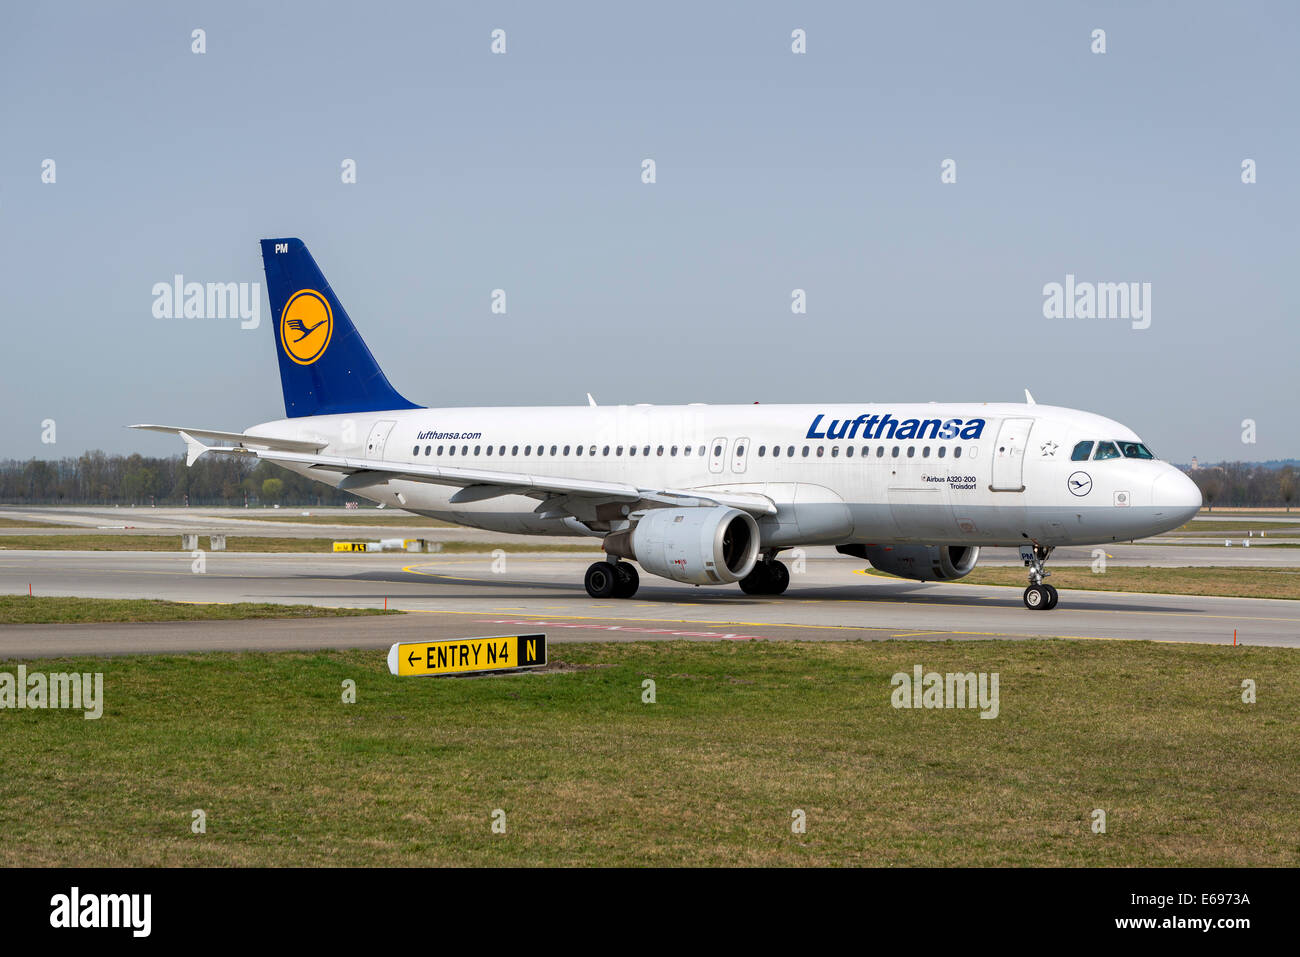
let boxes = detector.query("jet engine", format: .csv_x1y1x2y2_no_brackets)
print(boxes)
604,506,760,585
838,544,980,582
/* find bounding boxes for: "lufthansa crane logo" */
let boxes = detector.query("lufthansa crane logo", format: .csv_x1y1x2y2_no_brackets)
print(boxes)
1067,471,1093,497
279,289,333,365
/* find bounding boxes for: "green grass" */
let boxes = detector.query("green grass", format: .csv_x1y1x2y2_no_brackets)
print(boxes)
0,534,599,554
953,565,1300,600
226,512,452,526
0,516,75,528
0,595,400,625
1177,520,1299,533
0,639,1295,867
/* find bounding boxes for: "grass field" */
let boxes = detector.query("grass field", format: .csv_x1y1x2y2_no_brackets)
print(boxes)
0,639,1295,867
951,565,1300,600
1177,520,1299,534
0,517,74,528
0,595,399,625
224,512,453,527
0,534,600,554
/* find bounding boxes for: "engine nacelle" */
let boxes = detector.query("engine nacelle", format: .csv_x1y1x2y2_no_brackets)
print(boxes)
838,544,980,582
605,506,760,585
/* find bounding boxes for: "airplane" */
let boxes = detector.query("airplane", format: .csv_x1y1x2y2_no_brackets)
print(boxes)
134,238,1202,611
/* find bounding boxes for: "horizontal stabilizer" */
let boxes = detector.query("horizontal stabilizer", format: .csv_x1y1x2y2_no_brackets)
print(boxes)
130,424,327,454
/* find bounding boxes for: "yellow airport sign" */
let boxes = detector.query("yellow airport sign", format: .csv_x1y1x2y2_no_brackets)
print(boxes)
387,634,547,677
333,541,369,552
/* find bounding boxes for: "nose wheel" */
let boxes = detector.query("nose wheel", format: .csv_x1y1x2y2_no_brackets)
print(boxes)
1020,544,1059,610
1023,583,1059,610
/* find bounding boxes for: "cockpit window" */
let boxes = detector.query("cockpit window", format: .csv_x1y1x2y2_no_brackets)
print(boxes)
1093,441,1121,460
1120,442,1155,459
1071,441,1094,461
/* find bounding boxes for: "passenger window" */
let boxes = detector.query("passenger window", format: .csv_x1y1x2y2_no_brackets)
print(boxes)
891,446,900,458
658,446,664,456
907,446,915,458
846,447,854,458
1093,441,1121,461
699,445,706,456
437,445,444,455
954,446,962,459
938,446,946,458
683,446,691,456
486,446,493,455
512,446,518,455
802,446,810,457
772,446,780,458
787,446,794,457
449,446,456,456
735,445,745,456
877,446,884,457
630,446,637,456
474,445,481,455
671,446,678,456
603,446,610,456
551,445,557,456
564,445,570,455
922,446,930,458
758,446,766,457
816,446,824,457
616,446,623,456
412,445,419,456
1071,441,1094,461
713,445,722,457
576,446,584,456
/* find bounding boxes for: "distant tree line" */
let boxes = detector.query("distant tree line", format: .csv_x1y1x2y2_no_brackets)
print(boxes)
0,452,362,507
1189,462,1297,510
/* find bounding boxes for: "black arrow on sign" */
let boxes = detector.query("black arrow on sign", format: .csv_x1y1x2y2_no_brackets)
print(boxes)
407,649,420,668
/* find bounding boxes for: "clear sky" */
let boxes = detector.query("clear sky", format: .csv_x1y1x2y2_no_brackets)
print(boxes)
2,1,1296,464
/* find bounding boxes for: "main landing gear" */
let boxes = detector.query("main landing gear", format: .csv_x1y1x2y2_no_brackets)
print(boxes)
1020,544,1059,610
585,559,639,599
739,554,790,596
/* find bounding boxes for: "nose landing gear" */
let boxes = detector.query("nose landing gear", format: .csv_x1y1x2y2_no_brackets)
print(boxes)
1020,544,1059,610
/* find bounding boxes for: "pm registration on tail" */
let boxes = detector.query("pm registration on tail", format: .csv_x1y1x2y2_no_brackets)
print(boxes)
387,634,547,677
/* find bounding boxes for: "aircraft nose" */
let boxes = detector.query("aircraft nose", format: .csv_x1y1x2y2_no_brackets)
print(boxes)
1153,468,1202,523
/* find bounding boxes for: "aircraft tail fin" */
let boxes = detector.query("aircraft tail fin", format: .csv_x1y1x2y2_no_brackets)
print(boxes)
259,238,420,418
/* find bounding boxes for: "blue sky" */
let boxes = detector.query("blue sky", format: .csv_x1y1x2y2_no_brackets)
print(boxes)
2,1,1296,463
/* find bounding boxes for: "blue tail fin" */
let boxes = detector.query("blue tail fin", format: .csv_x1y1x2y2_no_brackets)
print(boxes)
260,238,420,418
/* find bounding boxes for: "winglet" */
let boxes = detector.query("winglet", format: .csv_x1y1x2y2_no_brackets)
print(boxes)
1024,389,1036,405
177,431,210,468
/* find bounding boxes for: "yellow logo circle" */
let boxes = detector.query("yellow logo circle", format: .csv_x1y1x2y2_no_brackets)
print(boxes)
279,289,333,365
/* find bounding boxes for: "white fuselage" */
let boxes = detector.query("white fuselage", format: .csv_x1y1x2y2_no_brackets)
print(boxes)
248,401,1202,548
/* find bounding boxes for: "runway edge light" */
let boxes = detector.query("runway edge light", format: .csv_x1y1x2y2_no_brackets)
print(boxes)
386,634,547,677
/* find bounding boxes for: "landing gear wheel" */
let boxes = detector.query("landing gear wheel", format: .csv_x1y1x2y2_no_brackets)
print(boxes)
585,561,616,599
739,564,772,595
1042,583,1059,610
1023,585,1048,610
739,560,791,596
767,561,790,595
612,562,640,599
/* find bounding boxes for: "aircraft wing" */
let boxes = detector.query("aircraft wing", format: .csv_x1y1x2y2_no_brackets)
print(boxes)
155,431,777,518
